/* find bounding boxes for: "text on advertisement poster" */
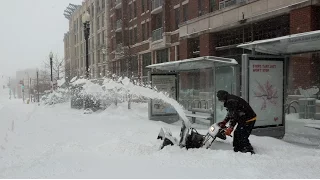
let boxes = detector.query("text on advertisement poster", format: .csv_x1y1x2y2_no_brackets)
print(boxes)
252,64,277,72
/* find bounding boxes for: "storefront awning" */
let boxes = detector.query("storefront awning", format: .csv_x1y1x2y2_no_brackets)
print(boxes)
146,56,238,71
237,30,320,55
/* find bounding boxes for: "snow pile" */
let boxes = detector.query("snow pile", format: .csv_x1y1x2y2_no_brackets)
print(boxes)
298,87,319,98
41,88,71,105
284,113,320,146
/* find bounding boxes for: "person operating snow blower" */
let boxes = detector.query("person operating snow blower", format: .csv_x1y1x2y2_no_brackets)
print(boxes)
217,90,257,154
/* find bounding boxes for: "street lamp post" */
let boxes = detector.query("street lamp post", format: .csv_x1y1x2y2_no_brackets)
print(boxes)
82,11,90,79
82,11,91,112
49,52,53,91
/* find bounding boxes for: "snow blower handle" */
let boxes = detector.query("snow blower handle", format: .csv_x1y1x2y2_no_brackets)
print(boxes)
221,128,233,137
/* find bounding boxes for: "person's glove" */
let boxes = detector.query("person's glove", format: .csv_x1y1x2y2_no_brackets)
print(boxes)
225,127,233,136
218,121,227,128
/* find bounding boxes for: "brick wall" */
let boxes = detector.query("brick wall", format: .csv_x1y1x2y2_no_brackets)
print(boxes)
179,38,190,60
200,33,215,56
170,46,176,61
290,6,320,89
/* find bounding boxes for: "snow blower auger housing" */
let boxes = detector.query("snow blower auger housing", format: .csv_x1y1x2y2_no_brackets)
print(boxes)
157,123,227,150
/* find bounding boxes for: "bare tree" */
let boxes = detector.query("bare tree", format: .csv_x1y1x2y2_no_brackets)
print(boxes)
43,53,65,80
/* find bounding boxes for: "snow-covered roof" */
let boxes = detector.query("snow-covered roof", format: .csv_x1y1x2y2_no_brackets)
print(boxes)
146,56,238,71
237,30,320,55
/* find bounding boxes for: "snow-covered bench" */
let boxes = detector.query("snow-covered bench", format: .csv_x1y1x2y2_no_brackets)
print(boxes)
185,108,214,123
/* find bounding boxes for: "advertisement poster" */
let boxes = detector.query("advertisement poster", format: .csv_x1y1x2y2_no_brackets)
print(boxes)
151,75,177,116
249,60,284,127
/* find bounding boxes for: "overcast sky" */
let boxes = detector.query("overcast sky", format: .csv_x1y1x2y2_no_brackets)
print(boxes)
0,0,83,78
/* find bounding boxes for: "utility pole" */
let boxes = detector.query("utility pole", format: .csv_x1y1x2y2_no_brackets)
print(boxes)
37,71,39,103
9,77,11,100
29,78,31,100
22,81,25,103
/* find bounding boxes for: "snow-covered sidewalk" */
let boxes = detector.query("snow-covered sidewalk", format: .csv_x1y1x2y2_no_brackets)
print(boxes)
1,99,320,178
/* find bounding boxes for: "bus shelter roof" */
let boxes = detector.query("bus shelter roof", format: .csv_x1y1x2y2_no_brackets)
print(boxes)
146,56,238,72
237,30,320,55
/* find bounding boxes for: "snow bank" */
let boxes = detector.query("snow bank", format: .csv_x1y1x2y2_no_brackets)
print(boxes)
284,113,320,146
1,102,320,178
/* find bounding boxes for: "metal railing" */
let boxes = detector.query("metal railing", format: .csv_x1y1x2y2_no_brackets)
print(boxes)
219,0,246,10
152,27,163,41
152,0,163,11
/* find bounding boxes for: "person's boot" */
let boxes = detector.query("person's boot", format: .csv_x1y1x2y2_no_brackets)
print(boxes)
241,146,255,154
233,146,241,152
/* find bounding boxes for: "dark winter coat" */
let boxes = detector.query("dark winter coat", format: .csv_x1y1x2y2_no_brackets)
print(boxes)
223,94,257,128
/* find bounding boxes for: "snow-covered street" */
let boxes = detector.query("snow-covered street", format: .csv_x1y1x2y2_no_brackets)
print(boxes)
1,93,320,178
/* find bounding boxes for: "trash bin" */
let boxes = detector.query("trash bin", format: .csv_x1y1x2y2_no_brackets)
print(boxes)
299,98,316,119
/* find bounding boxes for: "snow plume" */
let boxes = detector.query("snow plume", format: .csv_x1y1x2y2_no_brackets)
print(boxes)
72,76,191,127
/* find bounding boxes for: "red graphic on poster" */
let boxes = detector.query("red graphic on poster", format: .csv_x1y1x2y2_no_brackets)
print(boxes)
252,80,278,110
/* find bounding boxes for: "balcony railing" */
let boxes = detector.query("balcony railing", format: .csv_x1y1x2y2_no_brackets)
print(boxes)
116,43,123,53
219,0,246,10
116,19,122,31
152,0,163,11
115,0,122,9
152,27,163,41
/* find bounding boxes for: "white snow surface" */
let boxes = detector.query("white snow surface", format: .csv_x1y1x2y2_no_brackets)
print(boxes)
1,81,320,178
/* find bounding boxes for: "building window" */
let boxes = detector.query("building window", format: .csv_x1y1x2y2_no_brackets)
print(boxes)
198,0,203,16
102,0,105,9
175,8,180,30
142,23,146,41
102,14,104,27
142,53,151,76
191,37,200,58
97,33,100,46
210,0,215,12
156,49,168,63
130,56,139,77
183,4,188,22
134,1,137,17
129,4,132,19
91,4,94,17
130,29,133,45
112,61,117,74
97,50,101,63
120,59,127,75
142,0,145,12
176,45,180,60
146,22,150,39
134,27,137,44
102,31,105,44
155,13,163,28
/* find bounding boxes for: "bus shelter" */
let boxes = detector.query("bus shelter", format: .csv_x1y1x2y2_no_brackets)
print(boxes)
146,56,239,125
237,30,320,138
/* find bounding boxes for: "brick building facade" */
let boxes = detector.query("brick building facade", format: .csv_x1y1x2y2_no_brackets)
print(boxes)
64,0,320,92
106,0,320,92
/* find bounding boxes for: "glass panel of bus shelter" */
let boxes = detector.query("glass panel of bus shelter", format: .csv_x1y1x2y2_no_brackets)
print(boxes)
179,68,214,110
214,66,236,123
